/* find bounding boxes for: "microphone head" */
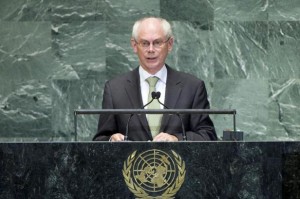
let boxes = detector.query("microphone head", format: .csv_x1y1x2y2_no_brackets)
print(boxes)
156,92,161,99
151,91,161,99
151,91,157,99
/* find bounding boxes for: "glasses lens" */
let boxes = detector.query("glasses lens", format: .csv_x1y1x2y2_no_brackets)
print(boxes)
141,41,150,48
153,40,162,48
137,38,170,49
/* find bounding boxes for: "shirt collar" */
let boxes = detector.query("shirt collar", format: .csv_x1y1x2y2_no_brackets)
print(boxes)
139,65,167,84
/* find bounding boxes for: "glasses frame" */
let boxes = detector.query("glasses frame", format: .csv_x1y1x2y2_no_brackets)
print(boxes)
134,37,171,49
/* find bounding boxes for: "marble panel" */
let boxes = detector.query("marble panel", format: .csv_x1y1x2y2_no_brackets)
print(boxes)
104,0,160,21
50,0,106,23
0,0,52,21
0,80,52,140
283,147,300,197
51,79,105,141
160,0,214,23
0,142,292,198
268,21,300,78
211,79,269,140
105,20,139,79
268,79,300,140
215,0,268,21
0,0,160,22
214,21,269,79
269,0,300,21
0,22,59,94
51,21,106,80
0,22,59,140
166,21,214,81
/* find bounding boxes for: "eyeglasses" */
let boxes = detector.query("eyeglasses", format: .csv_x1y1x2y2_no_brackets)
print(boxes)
134,37,171,49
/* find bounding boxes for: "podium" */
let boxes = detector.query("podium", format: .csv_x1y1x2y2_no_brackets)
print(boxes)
0,142,299,198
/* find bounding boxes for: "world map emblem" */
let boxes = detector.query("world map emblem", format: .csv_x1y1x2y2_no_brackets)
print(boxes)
122,149,186,199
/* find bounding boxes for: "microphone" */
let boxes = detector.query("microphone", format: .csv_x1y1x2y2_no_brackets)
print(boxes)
154,92,187,141
124,92,157,141
151,91,160,100
125,91,187,141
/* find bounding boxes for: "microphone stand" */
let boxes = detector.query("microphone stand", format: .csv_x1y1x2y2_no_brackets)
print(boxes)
154,92,187,141
124,98,155,141
124,115,134,141
124,91,188,141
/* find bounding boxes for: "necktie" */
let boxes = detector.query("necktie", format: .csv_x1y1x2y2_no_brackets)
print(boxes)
146,76,162,137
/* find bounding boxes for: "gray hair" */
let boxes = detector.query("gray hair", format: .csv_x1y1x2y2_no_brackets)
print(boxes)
132,17,173,40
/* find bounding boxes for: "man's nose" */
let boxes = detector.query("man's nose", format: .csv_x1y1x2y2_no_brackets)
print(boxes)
148,43,155,52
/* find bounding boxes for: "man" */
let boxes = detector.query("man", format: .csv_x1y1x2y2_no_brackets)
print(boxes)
93,17,217,141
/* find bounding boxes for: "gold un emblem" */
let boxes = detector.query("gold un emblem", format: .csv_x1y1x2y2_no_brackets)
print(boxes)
123,149,186,199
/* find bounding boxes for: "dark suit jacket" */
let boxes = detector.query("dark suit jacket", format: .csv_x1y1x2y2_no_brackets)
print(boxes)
93,65,217,141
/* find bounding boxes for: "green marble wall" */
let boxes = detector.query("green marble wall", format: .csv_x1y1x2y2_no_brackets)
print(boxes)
0,0,299,141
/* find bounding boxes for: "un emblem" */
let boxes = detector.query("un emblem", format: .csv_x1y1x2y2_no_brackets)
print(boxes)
122,149,186,199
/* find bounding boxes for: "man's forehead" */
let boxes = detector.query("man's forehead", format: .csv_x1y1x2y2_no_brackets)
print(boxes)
138,19,163,32
138,37,165,42
137,27,165,39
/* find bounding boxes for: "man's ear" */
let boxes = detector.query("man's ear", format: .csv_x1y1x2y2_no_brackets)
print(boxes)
167,37,174,52
130,38,138,53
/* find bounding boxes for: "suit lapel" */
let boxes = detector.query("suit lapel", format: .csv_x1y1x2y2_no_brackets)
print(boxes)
124,68,152,137
124,68,143,108
160,66,183,131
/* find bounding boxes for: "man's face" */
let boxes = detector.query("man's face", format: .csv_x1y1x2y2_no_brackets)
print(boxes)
131,19,173,74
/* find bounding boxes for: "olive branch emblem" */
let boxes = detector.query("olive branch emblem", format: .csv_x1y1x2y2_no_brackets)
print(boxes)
122,150,186,199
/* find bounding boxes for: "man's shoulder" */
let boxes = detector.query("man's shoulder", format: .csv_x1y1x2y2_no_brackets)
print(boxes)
107,67,138,84
167,66,204,84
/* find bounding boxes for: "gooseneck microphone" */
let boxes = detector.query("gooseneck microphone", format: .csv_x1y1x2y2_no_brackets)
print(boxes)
124,93,157,141
154,92,187,141
124,91,187,141
151,91,160,100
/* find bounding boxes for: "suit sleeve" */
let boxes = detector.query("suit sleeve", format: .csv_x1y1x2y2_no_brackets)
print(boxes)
190,81,217,140
93,81,118,141
175,81,217,141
